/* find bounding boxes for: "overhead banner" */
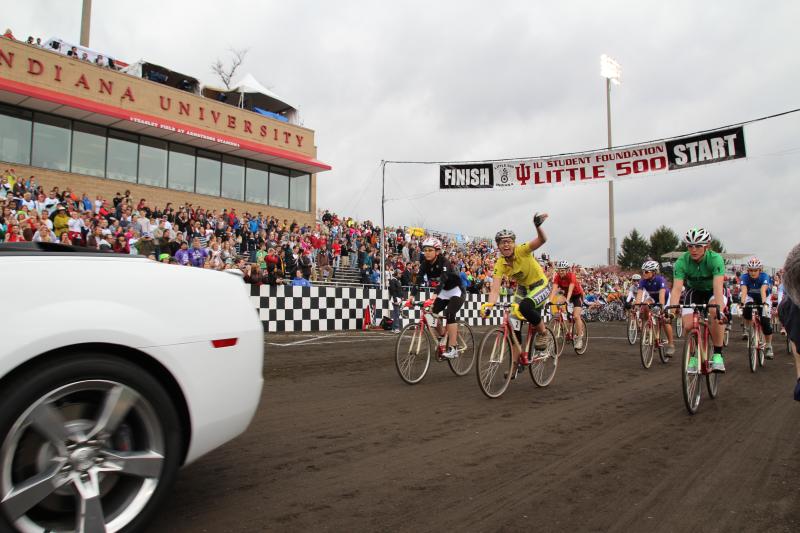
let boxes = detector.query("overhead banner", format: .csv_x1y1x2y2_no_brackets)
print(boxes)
439,126,746,190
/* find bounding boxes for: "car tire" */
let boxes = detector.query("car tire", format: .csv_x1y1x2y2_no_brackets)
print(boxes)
0,351,183,533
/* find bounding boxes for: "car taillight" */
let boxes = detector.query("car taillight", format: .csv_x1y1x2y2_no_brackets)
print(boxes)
211,338,238,348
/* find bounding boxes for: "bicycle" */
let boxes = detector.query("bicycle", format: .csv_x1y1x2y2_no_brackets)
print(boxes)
741,302,769,373
634,302,670,369
547,302,589,356
476,302,558,398
771,303,782,335
626,305,641,345
666,304,722,415
395,298,476,384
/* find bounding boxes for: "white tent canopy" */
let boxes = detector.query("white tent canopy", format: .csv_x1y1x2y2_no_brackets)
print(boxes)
202,73,300,125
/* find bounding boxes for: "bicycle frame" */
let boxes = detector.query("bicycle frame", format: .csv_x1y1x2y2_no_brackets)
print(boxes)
497,303,535,357
550,302,577,339
667,304,717,375
742,302,767,340
404,299,449,358
636,302,668,336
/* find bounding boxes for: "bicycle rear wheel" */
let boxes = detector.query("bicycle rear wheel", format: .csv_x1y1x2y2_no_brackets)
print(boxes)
548,319,566,357
530,328,558,387
640,321,654,369
682,331,702,415
747,331,758,373
395,324,432,384
627,315,638,344
476,329,513,399
574,318,588,355
448,322,476,376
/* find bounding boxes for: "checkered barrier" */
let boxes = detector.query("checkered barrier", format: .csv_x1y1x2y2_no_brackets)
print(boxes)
251,284,509,332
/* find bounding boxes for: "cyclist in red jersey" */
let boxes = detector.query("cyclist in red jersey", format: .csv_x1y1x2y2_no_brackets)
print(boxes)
551,260,586,349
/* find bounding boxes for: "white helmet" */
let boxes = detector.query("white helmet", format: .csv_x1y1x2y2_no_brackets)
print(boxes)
746,257,762,269
555,260,569,269
642,260,659,272
632,274,642,281
422,237,442,250
684,227,711,245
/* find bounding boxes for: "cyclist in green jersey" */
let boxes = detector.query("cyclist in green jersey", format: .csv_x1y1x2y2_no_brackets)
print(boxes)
668,228,728,373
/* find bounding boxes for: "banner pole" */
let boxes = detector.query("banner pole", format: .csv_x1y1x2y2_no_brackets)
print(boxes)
380,160,386,291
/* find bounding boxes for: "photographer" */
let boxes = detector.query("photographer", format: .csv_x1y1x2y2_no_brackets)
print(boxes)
778,242,800,401
388,269,403,333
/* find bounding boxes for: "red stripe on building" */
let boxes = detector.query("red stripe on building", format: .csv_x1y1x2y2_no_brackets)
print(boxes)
0,76,331,172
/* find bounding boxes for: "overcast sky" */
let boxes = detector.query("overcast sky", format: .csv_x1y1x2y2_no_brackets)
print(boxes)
6,1,799,268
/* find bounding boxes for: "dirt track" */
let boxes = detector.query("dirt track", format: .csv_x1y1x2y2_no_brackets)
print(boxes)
150,322,800,532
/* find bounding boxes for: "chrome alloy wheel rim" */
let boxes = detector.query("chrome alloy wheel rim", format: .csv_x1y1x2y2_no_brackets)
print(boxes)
2,380,165,533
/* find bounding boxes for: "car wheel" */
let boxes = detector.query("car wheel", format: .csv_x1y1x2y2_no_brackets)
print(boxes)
0,351,183,533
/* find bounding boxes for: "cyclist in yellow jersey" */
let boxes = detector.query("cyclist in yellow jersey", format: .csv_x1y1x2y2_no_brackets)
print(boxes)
481,213,551,365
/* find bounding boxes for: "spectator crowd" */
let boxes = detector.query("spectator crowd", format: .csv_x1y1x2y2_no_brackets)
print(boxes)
3,27,122,69
1,166,649,305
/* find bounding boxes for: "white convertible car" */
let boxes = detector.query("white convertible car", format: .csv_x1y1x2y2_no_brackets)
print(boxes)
0,243,264,533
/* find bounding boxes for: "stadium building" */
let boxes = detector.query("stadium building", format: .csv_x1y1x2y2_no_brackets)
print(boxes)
0,37,330,224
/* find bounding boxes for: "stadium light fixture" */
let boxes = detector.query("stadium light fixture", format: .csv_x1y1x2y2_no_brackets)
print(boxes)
600,54,621,85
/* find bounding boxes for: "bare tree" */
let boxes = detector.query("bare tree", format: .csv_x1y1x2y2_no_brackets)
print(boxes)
211,48,249,90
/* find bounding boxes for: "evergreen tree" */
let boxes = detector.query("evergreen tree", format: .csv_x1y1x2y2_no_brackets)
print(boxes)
648,226,681,262
617,229,650,269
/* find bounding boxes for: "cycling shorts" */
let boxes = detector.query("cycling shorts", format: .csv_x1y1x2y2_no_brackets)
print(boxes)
680,288,728,317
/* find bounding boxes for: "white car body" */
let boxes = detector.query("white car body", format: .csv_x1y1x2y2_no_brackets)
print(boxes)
0,253,264,464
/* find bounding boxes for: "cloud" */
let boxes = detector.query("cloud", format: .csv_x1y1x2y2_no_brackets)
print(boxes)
7,0,799,268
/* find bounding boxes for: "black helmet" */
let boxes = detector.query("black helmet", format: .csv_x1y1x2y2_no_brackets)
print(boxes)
495,229,515,243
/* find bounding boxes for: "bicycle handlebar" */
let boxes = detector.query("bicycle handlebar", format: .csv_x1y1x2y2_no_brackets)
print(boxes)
665,303,720,311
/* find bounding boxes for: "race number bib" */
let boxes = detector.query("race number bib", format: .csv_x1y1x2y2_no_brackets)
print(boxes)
509,316,522,331
532,286,551,306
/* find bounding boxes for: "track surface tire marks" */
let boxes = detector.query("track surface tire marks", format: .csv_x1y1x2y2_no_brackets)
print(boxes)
151,323,799,532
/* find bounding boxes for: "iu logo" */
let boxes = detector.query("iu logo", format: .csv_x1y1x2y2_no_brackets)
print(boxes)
515,163,531,185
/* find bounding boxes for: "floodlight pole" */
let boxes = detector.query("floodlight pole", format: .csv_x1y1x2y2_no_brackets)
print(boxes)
80,0,92,47
606,76,616,266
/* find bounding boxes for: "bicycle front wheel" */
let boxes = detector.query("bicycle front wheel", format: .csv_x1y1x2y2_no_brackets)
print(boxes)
530,327,558,387
675,316,683,338
548,319,566,356
627,315,638,344
706,333,720,398
476,329,513,399
448,321,476,376
640,321,654,369
682,331,702,415
723,325,730,347
757,328,766,368
395,324,432,384
748,331,758,373
574,318,589,355
658,320,670,364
